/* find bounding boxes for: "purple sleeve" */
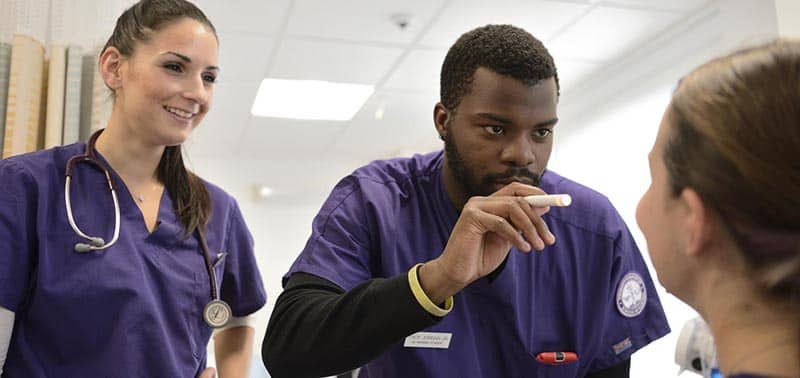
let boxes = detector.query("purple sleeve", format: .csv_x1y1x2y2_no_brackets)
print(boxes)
589,224,670,371
285,176,375,291
0,161,37,312
219,200,267,317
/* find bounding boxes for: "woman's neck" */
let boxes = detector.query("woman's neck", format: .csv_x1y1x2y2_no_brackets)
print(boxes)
95,116,164,185
700,284,800,376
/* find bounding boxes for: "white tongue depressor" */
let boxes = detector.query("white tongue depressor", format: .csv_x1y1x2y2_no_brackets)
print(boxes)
523,194,572,207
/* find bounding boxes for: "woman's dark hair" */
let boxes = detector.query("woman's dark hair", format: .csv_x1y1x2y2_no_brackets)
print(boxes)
102,0,217,236
665,39,800,303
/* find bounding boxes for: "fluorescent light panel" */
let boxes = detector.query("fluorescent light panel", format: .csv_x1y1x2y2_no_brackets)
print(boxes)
251,78,374,121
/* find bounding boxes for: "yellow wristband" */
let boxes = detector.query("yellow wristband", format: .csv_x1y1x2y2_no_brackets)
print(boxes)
408,263,454,317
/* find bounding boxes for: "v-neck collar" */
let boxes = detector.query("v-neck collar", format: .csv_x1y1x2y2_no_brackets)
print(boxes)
92,148,182,244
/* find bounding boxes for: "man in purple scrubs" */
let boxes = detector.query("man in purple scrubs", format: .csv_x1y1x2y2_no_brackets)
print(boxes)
263,24,669,378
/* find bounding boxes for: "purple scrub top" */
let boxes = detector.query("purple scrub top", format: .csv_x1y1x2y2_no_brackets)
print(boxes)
287,150,669,377
0,143,266,377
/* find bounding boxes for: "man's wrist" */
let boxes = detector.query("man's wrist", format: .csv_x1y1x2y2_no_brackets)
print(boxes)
409,263,454,317
417,260,463,305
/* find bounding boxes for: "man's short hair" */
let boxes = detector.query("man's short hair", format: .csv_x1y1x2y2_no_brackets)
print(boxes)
440,24,559,110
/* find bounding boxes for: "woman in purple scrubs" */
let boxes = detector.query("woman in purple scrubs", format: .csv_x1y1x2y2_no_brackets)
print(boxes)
0,1,266,376
637,39,800,378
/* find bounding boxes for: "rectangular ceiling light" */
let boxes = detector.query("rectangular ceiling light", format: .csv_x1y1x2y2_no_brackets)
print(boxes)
251,78,374,121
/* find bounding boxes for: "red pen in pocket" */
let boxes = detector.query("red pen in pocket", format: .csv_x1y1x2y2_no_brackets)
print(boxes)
535,351,579,365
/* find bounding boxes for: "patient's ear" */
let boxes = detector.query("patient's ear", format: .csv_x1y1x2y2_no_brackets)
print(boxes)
680,188,714,257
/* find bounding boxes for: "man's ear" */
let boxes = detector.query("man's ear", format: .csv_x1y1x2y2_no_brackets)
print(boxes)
680,188,714,257
433,102,450,141
99,47,124,90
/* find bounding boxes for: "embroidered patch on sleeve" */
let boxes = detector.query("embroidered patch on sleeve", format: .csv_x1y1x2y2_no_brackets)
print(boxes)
616,272,647,317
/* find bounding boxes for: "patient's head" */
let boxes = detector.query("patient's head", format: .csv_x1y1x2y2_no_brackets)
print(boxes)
637,39,800,309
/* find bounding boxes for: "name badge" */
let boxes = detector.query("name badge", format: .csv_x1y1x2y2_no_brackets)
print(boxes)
404,332,452,349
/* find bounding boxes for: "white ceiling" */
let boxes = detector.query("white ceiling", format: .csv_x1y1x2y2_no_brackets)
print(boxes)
181,0,712,169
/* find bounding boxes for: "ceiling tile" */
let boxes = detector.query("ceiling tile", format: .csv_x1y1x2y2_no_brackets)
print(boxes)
236,117,348,158
549,5,681,62
269,39,404,84
217,32,275,82
287,0,446,44
197,0,291,35
419,0,590,48
329,90,441,160
383,49,447,91
599,0,710,12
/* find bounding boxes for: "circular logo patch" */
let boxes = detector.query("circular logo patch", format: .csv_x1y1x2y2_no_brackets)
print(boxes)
616,272,646,318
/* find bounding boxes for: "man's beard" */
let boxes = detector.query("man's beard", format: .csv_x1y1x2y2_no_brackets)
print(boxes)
443,132,540,198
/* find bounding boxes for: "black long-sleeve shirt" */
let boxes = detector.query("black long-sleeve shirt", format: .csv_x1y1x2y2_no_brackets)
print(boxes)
262,272,630,378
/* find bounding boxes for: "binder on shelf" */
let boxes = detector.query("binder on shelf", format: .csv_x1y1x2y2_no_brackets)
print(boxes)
62,45,82,145
3,34,45,159
44,44,66,149
0,42,12,158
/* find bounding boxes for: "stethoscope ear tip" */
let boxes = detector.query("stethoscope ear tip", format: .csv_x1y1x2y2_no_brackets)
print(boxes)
74,243,93,253
74,237,105,253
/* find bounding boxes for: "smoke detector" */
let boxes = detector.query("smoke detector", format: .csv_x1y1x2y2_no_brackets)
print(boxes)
390,13,412,30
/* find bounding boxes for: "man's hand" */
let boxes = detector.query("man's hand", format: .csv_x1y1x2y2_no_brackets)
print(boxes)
419,182,555,303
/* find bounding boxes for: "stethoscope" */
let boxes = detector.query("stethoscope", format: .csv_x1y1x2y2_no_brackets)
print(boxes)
64,129,231,328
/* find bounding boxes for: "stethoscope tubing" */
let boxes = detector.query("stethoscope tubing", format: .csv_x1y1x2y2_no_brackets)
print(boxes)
65,131,122,252
65,129,220,303
65,169,121,252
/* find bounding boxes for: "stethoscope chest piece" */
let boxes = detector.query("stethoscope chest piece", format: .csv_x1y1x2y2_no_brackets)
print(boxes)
203,299,231,328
